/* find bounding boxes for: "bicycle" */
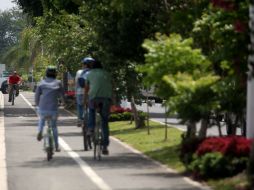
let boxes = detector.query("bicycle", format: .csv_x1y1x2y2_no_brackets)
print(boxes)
11,84,17,105
93,103,103,160
43,115,55,161
82,106,92,151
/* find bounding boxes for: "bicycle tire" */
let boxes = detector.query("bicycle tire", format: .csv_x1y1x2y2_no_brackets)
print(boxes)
93,140,101,160
93,119,102,160
82,127,89,151
47,147,53,161
47,136,54,161
44,118,55,161
11,90,15,105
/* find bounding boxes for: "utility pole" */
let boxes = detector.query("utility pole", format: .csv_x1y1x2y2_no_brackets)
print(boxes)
247,1,254,139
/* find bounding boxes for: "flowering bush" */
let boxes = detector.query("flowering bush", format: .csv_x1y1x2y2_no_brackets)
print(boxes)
196,136,252,157
211,0,235,11
110,105,131,114
183,136,252,179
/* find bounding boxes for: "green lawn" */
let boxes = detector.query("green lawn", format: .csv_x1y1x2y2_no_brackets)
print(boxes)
109,121,249,190
110,120,185,171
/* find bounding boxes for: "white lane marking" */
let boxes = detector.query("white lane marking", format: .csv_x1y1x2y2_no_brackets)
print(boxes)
0,92,8,190
20,94,33,107
20,93,112,190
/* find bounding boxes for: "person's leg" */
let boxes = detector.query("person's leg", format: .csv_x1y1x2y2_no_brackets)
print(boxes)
16,85,19,96
51,114,59,151
101,99,110,147
87,99,96,134
37,111,45,141
76,94,84,126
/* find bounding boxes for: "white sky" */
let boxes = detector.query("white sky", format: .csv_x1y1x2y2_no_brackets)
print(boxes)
0,0,16,11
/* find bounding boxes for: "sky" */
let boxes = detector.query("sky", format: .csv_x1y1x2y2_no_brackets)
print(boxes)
0,0,16,11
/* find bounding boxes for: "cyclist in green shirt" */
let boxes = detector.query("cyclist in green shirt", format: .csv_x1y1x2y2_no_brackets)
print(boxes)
85,59,112,155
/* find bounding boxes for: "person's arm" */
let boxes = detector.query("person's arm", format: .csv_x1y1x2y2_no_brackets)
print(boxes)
18,76,22,84
35,85,41,106
59,81,65,105
7,76,11,84
84,79,90,108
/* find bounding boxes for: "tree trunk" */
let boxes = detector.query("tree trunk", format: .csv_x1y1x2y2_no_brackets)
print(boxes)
198,119,208,138
186,121,197,138
130,96,145,129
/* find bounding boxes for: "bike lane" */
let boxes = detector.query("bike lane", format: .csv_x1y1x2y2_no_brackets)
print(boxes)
3,91,211,190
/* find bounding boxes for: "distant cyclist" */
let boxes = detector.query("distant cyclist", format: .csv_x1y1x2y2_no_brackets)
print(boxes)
8,71,22,102
75,57,94,127
85,58,112,155
35,66,64,152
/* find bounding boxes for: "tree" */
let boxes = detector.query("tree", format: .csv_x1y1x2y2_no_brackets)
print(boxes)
137,33,220,137
192,0,249,135
0,8,26,62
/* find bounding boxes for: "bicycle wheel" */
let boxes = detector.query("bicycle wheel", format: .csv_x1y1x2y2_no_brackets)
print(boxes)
93,138,101,160
82,127,89,151
11,90,15,105
93,114,102,160
45,118,54,161
47,147,53,161
47,134,54,161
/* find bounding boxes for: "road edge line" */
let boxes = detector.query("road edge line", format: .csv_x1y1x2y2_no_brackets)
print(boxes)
0,92,7,190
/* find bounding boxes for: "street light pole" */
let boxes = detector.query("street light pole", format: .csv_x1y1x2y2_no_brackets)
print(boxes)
247,1,254,139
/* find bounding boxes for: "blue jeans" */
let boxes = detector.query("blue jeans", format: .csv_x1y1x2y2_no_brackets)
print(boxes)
76,94,84,120
88,98,111,147
37,109,59,148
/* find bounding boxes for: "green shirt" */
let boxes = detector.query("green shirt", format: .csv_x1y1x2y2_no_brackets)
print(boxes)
86,68,112,99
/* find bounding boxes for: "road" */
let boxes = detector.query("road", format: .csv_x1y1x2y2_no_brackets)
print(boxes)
129,102,242,136
0,91,211,190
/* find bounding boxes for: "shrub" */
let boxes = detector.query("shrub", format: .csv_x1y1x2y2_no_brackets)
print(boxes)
179,135,204,167
189,152,249,179
109,112,132,121
196,136,252,157
185,136,252,179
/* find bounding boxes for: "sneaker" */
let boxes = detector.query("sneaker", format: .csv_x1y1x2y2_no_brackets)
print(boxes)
37,131,42,141
102,146,109,155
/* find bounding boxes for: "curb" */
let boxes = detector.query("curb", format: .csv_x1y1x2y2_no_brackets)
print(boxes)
0,92,7,190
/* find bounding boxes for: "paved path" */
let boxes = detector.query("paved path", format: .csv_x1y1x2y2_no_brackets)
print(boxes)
1,91,211,190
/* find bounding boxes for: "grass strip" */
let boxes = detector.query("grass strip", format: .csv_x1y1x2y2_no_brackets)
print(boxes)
109,120,249,190
110,120,185,172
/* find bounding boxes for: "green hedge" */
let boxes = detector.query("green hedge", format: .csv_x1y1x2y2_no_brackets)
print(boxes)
109,111,147,122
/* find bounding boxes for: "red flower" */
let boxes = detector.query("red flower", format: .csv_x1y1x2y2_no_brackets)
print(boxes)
211,0,235,11
234,20,247,33
110,105,132,113
196,136,252,157
65,91,75,97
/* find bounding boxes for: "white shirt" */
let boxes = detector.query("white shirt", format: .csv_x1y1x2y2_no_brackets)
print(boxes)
75,69,89,95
